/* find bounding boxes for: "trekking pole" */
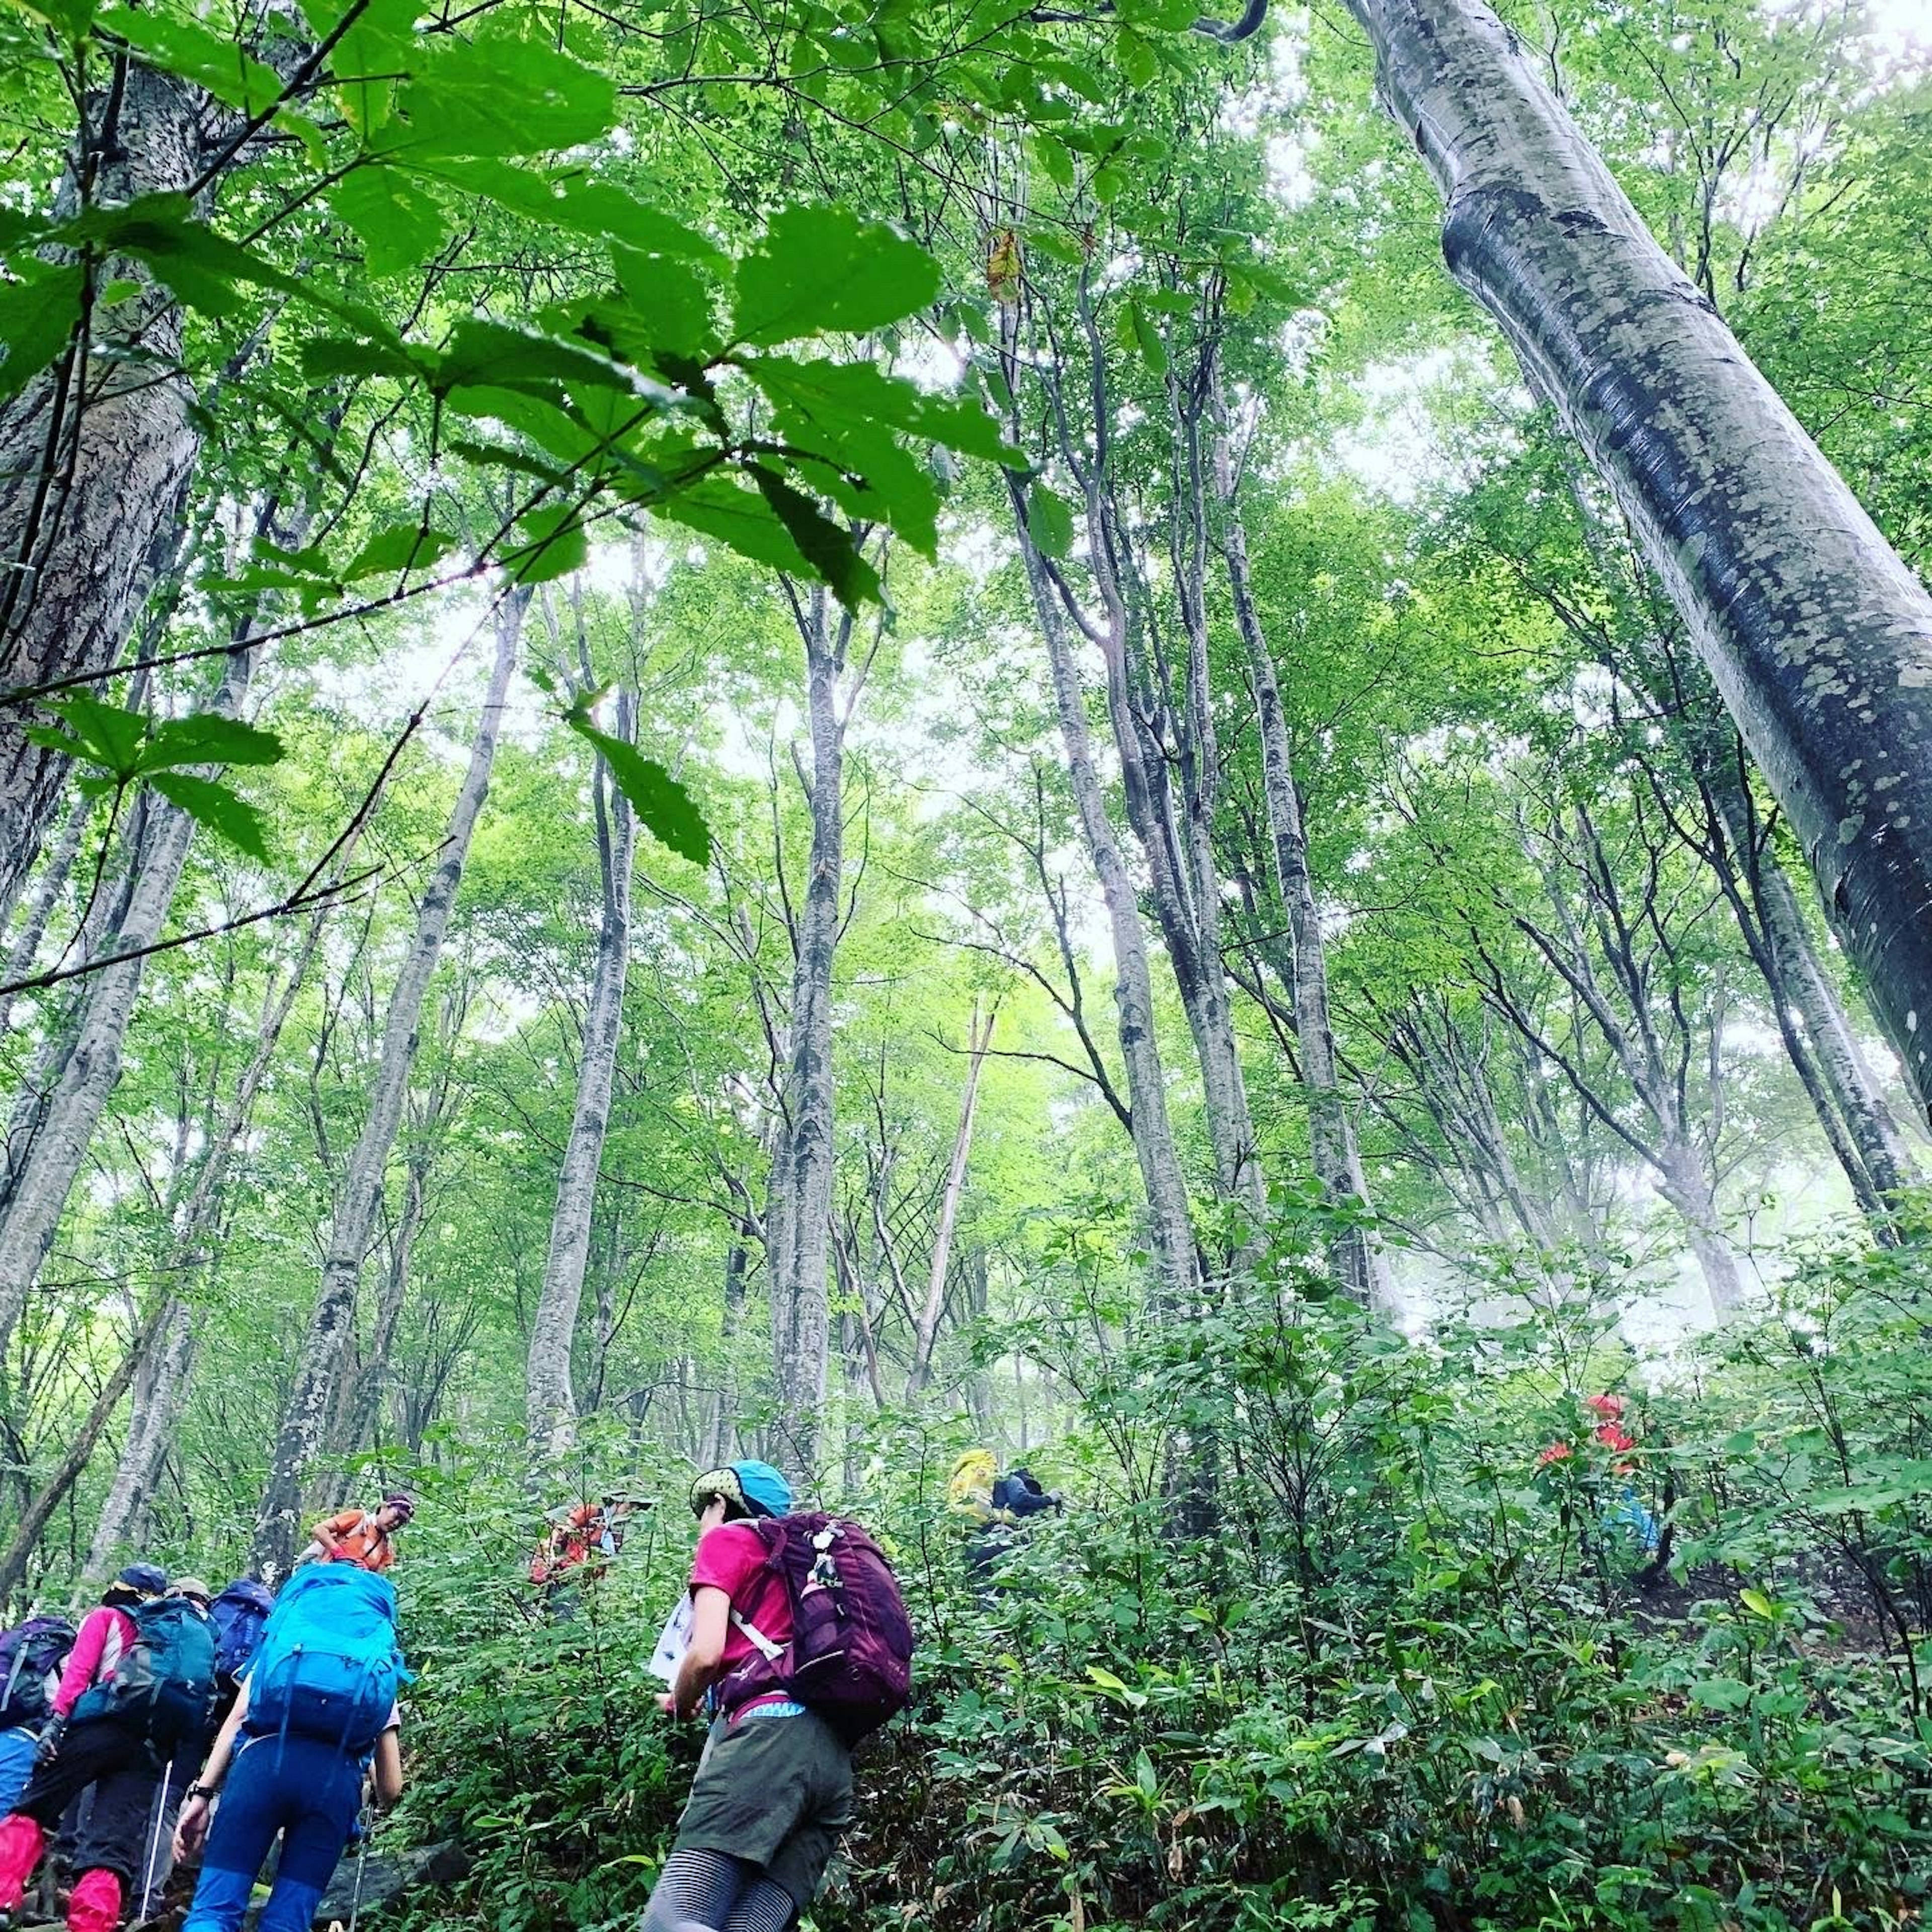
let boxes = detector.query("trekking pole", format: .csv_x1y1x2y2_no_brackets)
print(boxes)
138,1761,172,1923
346,1820,371,1932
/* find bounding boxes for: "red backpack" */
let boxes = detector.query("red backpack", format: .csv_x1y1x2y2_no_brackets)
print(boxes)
716,1512,915,1744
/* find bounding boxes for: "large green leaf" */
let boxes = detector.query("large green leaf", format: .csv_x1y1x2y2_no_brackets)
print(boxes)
743,355,1016,465
391,30,617,157
751,467,882,608
96,8,282,114
147,771,271,860
1028,482,1076,559
421,159,724,266
572,722,710,866
0,263,80,406
328,168,448,278
732,207,941,347
139,715,285,774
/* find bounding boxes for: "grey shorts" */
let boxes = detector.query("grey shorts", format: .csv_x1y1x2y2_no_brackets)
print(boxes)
672,1710,854,1908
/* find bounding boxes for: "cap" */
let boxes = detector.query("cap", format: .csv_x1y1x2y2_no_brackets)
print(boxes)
115,1563,167,1597
730,1460,792,1519
168,1577,212,1605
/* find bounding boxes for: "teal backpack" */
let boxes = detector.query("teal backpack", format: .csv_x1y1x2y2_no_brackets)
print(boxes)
74,1599,217,1745
249,1565,403,1754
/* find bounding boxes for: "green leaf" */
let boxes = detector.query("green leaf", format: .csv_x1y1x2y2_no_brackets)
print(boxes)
419,159,724,265
732,207,940,347
96,9,282,114
751,467,881,608
328,169,448,279
1027,482,1076,559
1117,29,1158,88
307,0,419,135
572,722,710,865
1129,297,1169,375
391,29,617,157
17,0,94,39
147,771,271,860
28,694,148,778
138,716,284,774
0,264,81,407
743,355,1016,465
1737,1588,1779,1620
504,504,589,584
599,251,721,361
342,523,456,581
431,317,678,414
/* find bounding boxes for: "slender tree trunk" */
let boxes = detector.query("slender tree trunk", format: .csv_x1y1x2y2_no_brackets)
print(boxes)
526,720,637,1458
1656,1144,1744,1316
0,647,255,1360
84,1301,193,1581
0,67,206,921
1346,0,1932,1119
1213,391,1390,1308
765,590,846,1484
703,1231,749,1468
907,1000,994,1396
1018,536,1197,1312
252,591,523,1572
1,789,90,1013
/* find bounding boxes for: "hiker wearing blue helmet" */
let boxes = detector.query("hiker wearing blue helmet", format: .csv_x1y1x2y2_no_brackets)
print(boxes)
641,1460,858,1932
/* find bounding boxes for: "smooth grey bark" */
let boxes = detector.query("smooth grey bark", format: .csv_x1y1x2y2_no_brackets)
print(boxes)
1212,385,1391,1308
1347,0,1932,1119
764,589,848,1485
907,998,995,1396
0,66,205,923
1017,532,1198,1312
0,648,254,1362
252,591,524,1572
526,708,637,1459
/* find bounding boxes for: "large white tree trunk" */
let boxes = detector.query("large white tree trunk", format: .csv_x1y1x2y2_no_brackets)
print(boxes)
252,592,523,1570
0,648,254,1360
1346,0,1932,1119
0,67,204,923
765,592,846,1483
525,719,637,1458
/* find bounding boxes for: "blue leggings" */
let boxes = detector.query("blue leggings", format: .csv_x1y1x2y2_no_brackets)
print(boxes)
181,1733,361,1932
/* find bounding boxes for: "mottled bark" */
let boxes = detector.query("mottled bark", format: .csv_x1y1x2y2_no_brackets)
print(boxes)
907,999,994,1396
0,66,205,921
1213,386,1390,1308
765,590,846,1484
526,716,637,1458
0,648,254,1360
252,592,523,1572
0,789,90,1013
1347,0,1932,1118
84,1300,193,1581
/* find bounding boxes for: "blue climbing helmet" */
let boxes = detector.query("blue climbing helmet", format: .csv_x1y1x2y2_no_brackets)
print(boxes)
688,1460,793,1522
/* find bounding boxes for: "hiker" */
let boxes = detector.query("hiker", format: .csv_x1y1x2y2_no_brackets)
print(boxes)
640,1461,870,1932
1538,1392,1659,1555
948,1449,1062,1586
529,1492,647,1619
298,1492,414,1573
0,1564,217,1932
0,1615,75,1816
206,1579,275,1724
172,1563,405,1932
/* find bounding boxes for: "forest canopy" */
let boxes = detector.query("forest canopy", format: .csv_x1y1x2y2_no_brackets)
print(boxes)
1,0,1930,1925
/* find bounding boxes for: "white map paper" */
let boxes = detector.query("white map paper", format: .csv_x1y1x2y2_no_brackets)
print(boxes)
648,1594,693,1683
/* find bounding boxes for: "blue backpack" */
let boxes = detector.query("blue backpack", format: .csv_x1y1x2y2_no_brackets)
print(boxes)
0,1617,75,1727
209,1581,275,1691
74,1598,216,1744
248,1565,401,1754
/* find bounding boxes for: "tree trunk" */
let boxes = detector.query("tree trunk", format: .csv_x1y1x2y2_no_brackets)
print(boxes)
526,716,637,1458
84,1299,193,1581
765,589,847,1484
0,66,205,922
907,999,995,1396
703,1231,749,1468
251,591,523,1572
1346,0,1932,1120
1018,535,1198,1313
1656,1144,1745,1317
1214,386,1390,1308
1,789,90,1012
0,646,254,1360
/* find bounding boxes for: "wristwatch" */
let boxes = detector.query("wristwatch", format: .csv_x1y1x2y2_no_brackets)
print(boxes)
187,1783,220,1802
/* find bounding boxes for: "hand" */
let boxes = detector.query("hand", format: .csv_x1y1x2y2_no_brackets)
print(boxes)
173,1795,210,1863
34,1715,67,1766
657,1692,678,1718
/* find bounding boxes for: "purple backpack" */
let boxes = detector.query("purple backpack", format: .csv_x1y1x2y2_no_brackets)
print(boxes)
718,1512,914,1744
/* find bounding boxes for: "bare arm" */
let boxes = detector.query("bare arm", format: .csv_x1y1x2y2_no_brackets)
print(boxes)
370,1728,403,1807
668,1586,730,1723
173,1679,254,1861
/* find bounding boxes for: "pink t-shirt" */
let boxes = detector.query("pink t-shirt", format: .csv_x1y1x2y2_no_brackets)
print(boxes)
53,1604,134,1718
690,1522,790,1675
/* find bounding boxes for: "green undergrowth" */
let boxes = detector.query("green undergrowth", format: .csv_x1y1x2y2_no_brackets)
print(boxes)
386,1225,1932,1932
